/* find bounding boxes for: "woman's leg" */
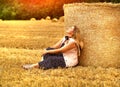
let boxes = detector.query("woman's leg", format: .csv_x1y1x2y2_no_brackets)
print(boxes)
31,63,39,68
38,56,66,70
23,47,54,70
23,63,39,70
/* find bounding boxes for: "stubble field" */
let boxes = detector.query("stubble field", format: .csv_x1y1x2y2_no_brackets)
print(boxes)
0,20,119,87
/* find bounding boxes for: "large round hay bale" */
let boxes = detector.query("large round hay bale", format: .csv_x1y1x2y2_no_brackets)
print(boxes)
45,16,51,20
59,16,64,22
30,18,36,21
64,3,120,68
52,18,58,22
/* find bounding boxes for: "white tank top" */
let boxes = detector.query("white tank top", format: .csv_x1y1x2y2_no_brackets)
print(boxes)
62,37,78,67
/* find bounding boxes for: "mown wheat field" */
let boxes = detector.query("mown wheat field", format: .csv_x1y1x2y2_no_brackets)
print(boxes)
0,20,119,87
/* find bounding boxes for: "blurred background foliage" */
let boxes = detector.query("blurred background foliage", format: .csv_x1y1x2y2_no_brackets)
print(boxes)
0,0,119,20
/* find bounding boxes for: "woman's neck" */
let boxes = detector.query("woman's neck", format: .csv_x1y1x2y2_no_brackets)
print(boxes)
66,34,72,38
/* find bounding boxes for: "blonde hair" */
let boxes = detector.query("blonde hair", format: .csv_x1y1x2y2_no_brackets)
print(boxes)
72,26,83,56
72,26,81,41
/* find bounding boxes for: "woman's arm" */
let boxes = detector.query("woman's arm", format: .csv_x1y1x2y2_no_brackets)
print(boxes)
50,38,63,49
42,41,76,55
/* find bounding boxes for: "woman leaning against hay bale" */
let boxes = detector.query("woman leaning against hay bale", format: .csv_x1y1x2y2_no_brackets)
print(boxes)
23,26,84,70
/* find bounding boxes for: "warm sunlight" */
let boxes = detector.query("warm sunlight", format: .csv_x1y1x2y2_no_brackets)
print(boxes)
19,0,56,6
0,1,120,87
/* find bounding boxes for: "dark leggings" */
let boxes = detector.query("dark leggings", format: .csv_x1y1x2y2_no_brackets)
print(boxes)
38,47,66,70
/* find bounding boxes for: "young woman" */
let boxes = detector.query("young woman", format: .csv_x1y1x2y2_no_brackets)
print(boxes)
23,26,84,70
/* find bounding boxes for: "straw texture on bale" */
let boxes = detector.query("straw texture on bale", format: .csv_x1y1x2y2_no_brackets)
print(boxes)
64,3,120,68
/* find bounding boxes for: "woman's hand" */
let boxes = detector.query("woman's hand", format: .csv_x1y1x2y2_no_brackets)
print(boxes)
41,49,48,56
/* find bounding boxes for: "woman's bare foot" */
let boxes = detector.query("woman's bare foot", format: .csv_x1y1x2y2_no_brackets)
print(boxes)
23,63,39,70
23,64,33,70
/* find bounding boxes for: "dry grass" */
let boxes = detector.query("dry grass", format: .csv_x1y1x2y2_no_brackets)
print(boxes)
0,20,64,49
0,20,120,87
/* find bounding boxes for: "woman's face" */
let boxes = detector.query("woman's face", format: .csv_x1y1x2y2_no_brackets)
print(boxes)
66,26,75,37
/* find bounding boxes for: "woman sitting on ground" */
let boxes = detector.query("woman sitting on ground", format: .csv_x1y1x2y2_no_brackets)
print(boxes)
23,26,84,70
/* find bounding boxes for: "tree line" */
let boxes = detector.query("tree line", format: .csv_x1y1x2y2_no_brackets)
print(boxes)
0,0,119,20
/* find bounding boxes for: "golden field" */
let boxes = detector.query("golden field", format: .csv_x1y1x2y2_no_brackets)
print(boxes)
0,20,119,87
